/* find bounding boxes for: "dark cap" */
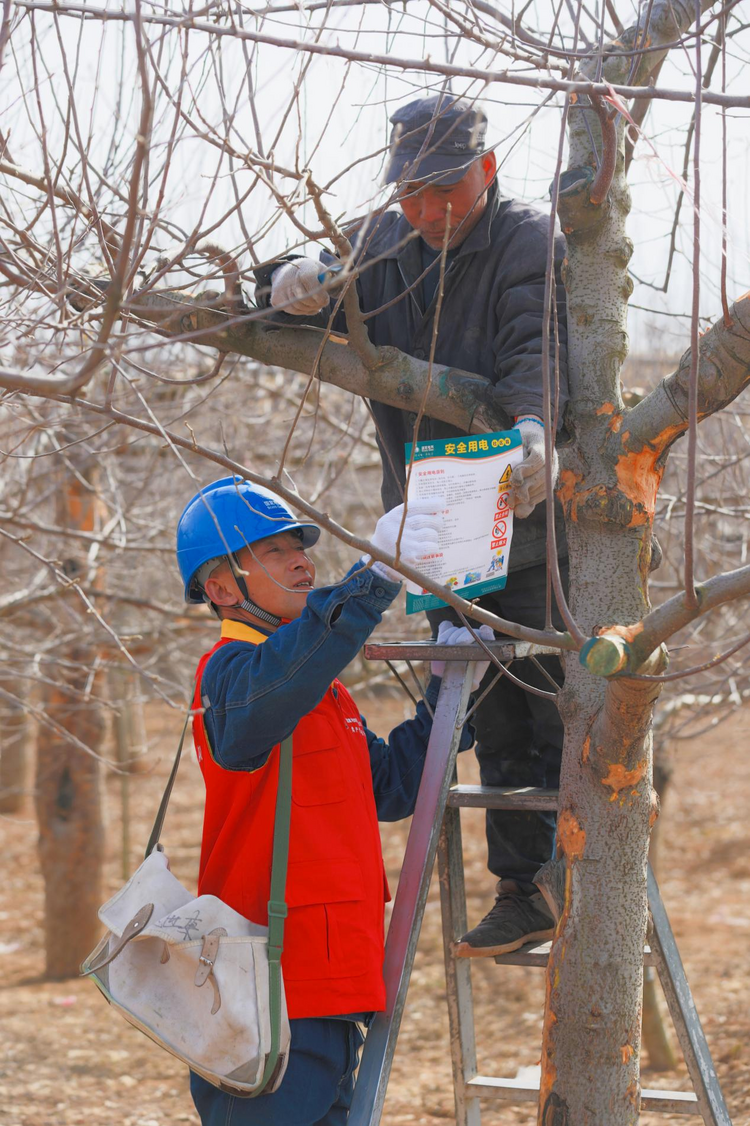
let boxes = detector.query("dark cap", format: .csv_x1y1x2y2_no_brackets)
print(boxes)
384,94,488,186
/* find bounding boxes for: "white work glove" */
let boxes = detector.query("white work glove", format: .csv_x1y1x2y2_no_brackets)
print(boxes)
364,498,444,583
510,416,559,519
270,258,330,316
431,621,496,691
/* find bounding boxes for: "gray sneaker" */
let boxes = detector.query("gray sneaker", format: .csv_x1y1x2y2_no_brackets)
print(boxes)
454,879,555,958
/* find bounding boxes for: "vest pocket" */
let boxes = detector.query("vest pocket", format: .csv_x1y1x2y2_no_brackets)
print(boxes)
282,860,374,982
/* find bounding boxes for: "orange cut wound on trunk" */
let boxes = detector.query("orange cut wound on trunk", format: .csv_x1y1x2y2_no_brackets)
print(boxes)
596,402,615,415
614,445,662,526
597,621,643,642
601,761,646,794
556,468,581,510
621,1043,635,1064
582,734,590,763
557,809,586,861
539,994,558,1111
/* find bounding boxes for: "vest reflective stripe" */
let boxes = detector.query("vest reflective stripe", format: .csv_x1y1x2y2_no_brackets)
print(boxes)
192,623,390,1019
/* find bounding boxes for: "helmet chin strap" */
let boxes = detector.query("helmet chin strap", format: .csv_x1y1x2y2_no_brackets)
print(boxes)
236,595,283,628
229,553,283,629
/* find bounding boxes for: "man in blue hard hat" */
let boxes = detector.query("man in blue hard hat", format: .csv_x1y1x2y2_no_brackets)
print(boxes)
176,476,493,1126
254,93,567,959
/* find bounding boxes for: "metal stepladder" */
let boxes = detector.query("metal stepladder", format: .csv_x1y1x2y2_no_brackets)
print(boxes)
347,641,732,1126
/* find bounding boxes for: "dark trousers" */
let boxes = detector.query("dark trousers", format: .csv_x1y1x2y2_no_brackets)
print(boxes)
190,1018,364,1126
427,561,567,885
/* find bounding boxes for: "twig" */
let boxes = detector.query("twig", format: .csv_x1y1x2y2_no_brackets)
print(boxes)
683,0,704,611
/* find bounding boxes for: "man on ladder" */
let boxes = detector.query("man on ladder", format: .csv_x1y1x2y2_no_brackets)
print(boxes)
175,477,492,1126
256,93,569,958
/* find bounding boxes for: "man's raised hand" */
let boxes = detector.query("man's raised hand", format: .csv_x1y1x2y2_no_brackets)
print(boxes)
364,499,444,584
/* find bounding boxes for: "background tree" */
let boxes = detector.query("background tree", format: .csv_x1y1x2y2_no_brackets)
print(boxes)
1,0,749,1120
35,446,107,978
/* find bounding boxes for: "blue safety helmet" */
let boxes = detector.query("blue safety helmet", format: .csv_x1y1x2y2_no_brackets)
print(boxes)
176,476,320,603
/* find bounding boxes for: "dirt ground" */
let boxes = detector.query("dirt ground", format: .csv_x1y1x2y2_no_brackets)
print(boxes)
1,691,749,1126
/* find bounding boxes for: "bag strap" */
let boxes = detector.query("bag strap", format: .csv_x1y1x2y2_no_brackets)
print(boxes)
257,733,293,1094
145,706,192,859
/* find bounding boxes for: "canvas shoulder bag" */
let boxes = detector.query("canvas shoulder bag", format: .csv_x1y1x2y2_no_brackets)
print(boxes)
81,710,292,1097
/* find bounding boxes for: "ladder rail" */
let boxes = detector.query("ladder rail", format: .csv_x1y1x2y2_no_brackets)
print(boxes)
647,866,733,1126
437,797,481,1126
364,640,560,662
347,663,473,1126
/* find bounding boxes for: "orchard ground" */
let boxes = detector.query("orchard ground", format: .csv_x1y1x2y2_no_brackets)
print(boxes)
1,690,748,1126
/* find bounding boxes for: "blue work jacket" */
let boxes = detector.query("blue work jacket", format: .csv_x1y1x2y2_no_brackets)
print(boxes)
199,563,474,822
255,183,568,572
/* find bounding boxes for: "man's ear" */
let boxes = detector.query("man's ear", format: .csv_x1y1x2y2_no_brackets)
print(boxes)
482,151,497,187
203,575,238,607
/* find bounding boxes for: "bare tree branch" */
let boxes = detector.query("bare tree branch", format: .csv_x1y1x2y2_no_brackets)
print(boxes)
627,294,750,456
64,282,507,433
12,0,750,108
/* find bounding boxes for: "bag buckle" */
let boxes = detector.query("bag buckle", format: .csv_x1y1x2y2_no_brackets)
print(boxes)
194,928,227,1015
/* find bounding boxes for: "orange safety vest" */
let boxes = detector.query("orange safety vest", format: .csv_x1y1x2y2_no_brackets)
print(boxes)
192,620,391,1020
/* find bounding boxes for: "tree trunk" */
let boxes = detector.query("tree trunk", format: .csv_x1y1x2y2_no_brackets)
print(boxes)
538,2,705,1120
0,686,28,814
36,657,106,978
36,454,106,979
109,662,148,883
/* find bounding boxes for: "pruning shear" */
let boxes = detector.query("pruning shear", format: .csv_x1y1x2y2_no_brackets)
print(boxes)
317,263,344,284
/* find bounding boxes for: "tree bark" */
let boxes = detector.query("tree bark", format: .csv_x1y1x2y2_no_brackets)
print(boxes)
0,686,29,814
641,733,677,1072
109,662,148,883
36,656,106,978
35,455,106,979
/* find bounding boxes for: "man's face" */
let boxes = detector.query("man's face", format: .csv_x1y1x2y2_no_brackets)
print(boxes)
206,530,316,623
397,153,497,250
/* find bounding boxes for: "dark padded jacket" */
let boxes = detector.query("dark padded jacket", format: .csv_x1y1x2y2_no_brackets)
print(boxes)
255,183,568,572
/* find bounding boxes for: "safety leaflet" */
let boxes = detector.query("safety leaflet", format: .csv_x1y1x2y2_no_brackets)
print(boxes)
404,429,523,614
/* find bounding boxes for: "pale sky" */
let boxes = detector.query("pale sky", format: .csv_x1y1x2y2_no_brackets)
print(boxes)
4,0,748,359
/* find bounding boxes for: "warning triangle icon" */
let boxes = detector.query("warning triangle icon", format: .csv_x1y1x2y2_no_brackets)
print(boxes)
499,464,512,486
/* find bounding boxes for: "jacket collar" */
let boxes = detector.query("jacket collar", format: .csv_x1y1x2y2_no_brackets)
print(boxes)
220,619,271,646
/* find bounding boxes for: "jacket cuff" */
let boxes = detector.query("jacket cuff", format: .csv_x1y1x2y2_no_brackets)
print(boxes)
339,560,402,608
507,402,563,431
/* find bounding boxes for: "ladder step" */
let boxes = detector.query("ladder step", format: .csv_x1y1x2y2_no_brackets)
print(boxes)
491,940,656,967
466,1076,700,1115
448,784,559,810
364,640,560,661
